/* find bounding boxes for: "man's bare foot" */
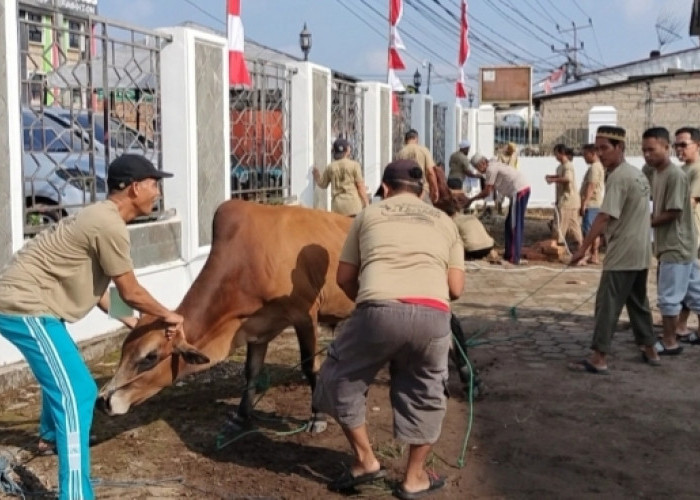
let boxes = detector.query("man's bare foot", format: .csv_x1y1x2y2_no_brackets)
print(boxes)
37,439,55,455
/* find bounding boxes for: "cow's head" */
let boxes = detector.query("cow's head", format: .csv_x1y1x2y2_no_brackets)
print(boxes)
97,315,210,415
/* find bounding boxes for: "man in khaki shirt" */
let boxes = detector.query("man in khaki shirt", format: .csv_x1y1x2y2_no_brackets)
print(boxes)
672,126,700,341
546,144,583,251
570,126,659,373
579,144,605,264
0,155,184,499
314,159,463,497
396,129,439,203
313,139,369,216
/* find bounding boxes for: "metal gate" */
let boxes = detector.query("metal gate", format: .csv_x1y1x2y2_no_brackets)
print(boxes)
230,59,292,202
18,4,169,234
432,103,447,166
331,78,365,171
392,93,412,158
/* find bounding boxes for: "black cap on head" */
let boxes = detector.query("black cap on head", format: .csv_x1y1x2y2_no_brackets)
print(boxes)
374,159,424,197
107,154,173,191
332,138,350,159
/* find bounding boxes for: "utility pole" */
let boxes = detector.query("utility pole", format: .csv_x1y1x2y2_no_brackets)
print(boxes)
551,19,593,83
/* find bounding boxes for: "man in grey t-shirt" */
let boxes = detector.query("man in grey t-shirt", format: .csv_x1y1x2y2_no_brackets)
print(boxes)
570,126,660,373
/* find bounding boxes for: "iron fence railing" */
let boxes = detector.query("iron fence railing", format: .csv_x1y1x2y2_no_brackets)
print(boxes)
18,5,169,235
331,78,365,173
230,58,292,202
392,93,412,158
432,103,447,166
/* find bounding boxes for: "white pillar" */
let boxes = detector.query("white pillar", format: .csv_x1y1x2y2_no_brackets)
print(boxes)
287,62,332,209
359,81,392,196
1,0,24,256
158,26,230,262
588,106,617,143
444,101,462,164
476,104,495,158
409,94,433,150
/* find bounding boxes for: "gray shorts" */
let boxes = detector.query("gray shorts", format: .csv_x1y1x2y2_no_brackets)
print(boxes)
313,300,451,445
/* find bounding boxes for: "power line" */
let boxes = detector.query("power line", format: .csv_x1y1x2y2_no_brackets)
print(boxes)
483,0,555,49
543,0,571,21
499,0,566,45
568,0,591,20
182,0,225,27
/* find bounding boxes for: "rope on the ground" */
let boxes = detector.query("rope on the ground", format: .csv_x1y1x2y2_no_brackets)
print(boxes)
215,346,330,451
0,453,25,499
451,334,474,469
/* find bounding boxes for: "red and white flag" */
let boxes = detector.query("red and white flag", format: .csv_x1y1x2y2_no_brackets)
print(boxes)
388,0,406,114
543,66,564,94
455,0,470,99
227,0,251,86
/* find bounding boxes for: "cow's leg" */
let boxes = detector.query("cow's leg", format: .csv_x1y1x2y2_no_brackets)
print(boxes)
294,314,327,433
228,341,268,430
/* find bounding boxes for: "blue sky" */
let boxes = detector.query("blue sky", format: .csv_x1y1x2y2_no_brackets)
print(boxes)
98,0,697,103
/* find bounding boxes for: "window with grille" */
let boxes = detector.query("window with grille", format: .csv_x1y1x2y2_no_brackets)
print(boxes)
68,20,83,49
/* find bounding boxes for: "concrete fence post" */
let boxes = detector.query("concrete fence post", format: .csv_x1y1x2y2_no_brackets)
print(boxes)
409,94,433,151
158,26,230,261
588,106,617,143
445,101,462,164
0,0,24,262
476,104,495,158
359,81,392,196
287,62,332,209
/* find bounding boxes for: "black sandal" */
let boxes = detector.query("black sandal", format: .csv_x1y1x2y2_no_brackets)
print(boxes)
328,466,387,492
394,472,446,499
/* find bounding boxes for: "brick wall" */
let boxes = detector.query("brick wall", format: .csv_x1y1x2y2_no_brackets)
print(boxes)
539,72,700,155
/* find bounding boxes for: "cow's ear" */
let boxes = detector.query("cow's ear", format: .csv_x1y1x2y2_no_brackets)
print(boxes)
174,345,210,365
171,330,210,365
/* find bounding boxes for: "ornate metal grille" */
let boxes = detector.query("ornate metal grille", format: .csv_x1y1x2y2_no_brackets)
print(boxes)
392,93,412,158
432,103,447,165
331,78,365,172
18,5,168,235
230,59,292,202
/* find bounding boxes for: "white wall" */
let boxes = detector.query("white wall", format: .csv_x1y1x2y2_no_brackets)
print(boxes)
517,155,645,208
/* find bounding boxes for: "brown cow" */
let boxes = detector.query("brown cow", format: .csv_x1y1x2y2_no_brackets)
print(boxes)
97,200,354,432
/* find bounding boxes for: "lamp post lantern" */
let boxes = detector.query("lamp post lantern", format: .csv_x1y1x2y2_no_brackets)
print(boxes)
413,69,422,94
299,23,312,61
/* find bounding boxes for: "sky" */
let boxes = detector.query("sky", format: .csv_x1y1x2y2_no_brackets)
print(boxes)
96,0,698,104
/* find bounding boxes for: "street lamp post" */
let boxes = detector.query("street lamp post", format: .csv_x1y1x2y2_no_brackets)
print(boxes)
299,23,312,61
413,69,422,94
468,89,475,108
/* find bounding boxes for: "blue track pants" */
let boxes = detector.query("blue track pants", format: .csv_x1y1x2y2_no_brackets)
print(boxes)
0,313,96,499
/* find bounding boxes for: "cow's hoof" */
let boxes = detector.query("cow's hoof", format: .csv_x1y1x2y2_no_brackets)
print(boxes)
224,414,254,433
307,417,328,434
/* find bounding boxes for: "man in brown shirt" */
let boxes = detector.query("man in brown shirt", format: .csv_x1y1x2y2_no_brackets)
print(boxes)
396,129,439,203
579,144,605,264
314,159,463,497
0,155,184,499
313,138,369,216
546,144,583,252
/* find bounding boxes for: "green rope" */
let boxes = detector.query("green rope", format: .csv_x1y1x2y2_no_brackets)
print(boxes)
451,333,473,469
508,265,570,320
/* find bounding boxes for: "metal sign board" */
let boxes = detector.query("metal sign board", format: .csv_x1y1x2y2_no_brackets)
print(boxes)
479,66,532,105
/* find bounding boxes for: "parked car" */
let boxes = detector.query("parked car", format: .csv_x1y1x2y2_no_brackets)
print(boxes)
42,108,154,154
22,108,107,229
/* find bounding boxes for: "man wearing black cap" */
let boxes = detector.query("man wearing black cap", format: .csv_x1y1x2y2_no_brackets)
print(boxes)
569,126,660,373
0,154,184,499
312,139,369,216
314,160,464,498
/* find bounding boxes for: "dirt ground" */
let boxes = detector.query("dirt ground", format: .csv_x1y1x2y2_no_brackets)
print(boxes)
1,214,699,499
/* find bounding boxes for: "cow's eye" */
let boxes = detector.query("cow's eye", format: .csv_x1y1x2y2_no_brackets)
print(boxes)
137,350,159,372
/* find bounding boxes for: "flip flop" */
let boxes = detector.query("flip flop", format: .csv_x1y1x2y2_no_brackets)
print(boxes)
654,341,683,356
567,359,608,374
641,351,661,366
328,466,387,492
394,472,446,500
